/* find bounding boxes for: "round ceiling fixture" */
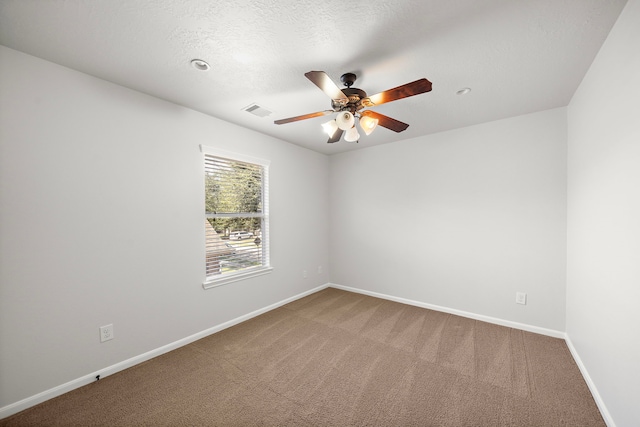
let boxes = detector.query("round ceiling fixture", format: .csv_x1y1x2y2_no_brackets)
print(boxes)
456,87,471,95
190,59,210,71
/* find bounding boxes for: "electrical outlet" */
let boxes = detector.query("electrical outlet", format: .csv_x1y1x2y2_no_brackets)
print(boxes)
516,292,527,305
317,266,323,274
100,324,114,342
303,270,308,279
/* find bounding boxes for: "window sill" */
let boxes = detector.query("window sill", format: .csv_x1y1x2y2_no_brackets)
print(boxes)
202,266,273,290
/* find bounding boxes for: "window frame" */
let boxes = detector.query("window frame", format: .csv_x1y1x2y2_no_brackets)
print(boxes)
200,145,272,289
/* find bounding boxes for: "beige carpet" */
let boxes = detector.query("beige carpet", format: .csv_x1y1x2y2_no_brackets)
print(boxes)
1,288,605,426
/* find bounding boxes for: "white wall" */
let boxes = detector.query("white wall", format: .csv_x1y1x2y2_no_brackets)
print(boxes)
0,45,329,410
566,0,640,425
330,108,567,332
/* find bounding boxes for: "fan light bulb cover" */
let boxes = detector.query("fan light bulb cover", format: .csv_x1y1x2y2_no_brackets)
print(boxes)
321,120,339,137
336,111,355,130
359,115,379,135
344,126,360,142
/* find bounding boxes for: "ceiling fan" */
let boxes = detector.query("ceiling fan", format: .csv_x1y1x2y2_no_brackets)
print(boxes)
274,71,432,143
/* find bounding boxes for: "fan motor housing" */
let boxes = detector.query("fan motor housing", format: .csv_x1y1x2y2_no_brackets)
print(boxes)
332,87,367,112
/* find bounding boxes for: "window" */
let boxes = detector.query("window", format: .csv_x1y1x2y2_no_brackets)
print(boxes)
201,145,271,288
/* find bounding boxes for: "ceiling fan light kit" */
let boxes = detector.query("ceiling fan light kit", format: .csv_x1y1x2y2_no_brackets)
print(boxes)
359,115,378,135
274,71,432,144
336,111,355,130
321,119,339,138
344,126,360,142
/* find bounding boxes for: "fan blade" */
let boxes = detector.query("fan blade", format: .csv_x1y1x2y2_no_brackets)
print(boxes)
274,110,334,125
361,78,432,107
361,110,409,133
305,71,349,101
327,129,344,143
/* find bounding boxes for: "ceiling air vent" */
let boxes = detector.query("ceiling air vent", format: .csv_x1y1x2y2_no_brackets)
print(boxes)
242,103,272,117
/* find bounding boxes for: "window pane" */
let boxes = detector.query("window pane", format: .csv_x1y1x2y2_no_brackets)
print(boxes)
206,218,263,276
205,157,262,215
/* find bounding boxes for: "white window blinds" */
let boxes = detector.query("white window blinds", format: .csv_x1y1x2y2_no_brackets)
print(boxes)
202,146,270,287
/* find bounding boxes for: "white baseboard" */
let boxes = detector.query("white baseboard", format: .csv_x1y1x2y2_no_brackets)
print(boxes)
0,283,330,420
565,335,616,427
329,283,565,338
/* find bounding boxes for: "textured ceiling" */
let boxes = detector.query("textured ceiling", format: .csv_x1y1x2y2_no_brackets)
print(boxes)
0,0,628,154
